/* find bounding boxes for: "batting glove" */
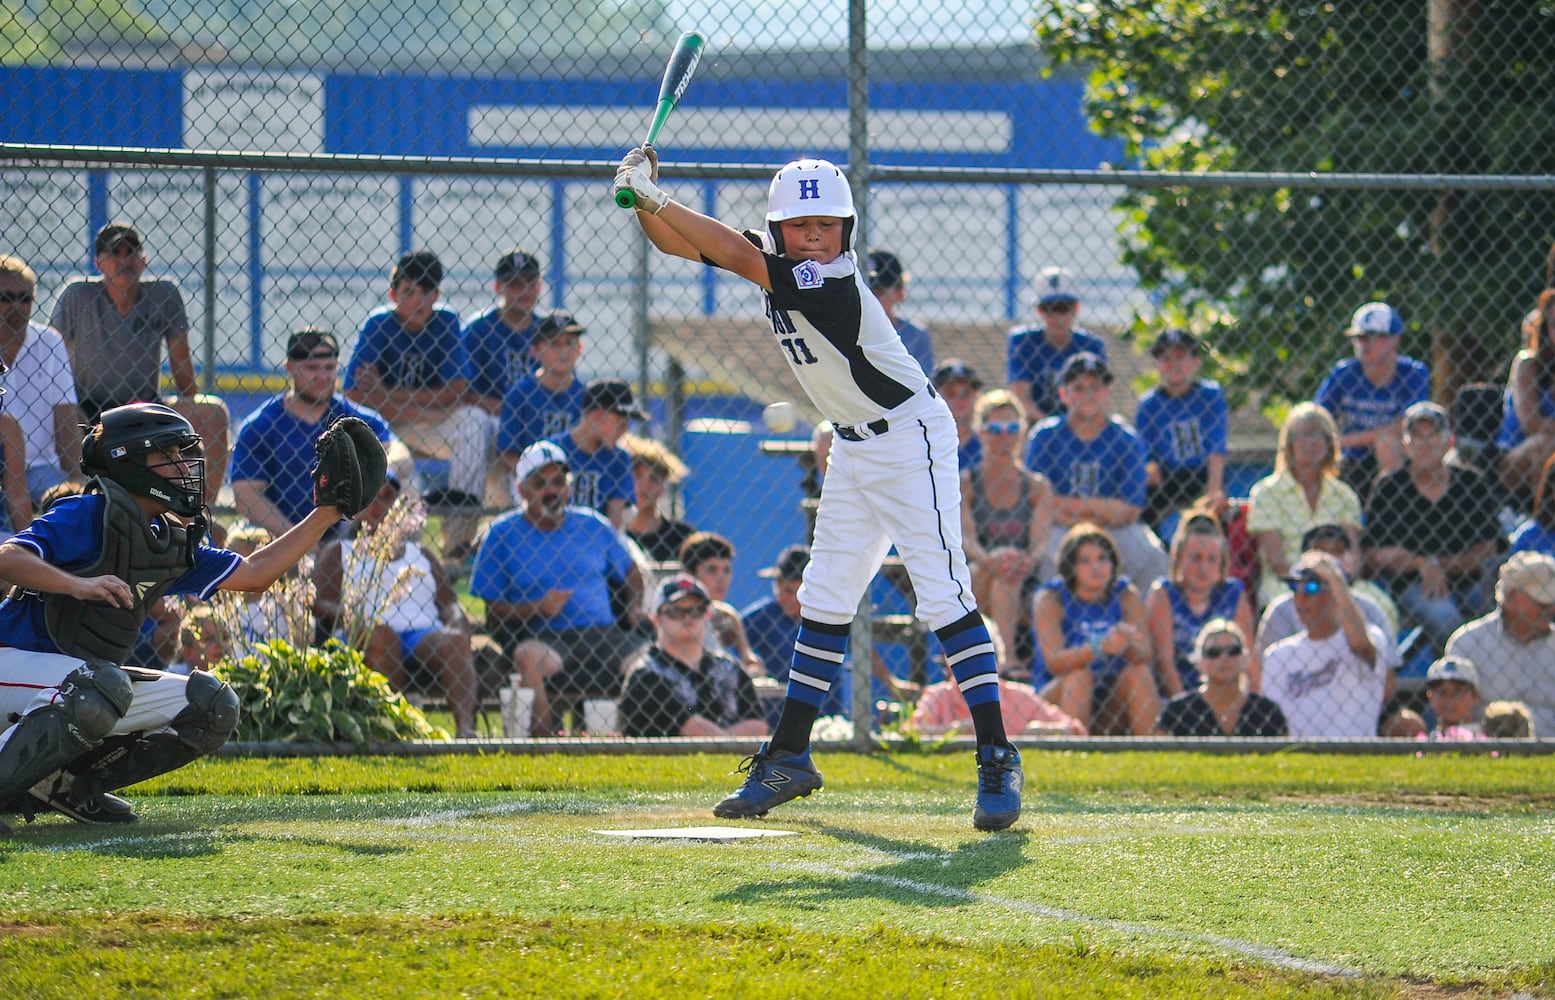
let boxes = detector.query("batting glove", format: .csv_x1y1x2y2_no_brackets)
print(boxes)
622,144,660,183
614,160,670,215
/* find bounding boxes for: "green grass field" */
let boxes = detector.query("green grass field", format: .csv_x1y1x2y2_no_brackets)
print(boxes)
3,749,1553,998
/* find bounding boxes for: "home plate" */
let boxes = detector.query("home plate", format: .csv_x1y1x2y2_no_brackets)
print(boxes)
594,826,800,841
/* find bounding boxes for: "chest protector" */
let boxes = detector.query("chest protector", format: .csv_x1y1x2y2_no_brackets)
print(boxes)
40,477,195,663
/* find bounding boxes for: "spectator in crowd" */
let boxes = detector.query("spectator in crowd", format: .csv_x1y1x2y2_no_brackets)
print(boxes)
471,441,646,737
1482,700,1535,739
911,615,1086,737
622,433,695,564
1497,287,1555,503
935,359,984,471
1246,402,1362,606
1024,352,1168,588
867,250,933,377
960,387,1053,673
465,248,545,418
1143,512,1255,699
1416,655,1485,742
1445,551,1555,738
1254,522,1402,690
1315,301,1430,499
1136,328,1229,533
49,222,229,506
314,475,479,738
1260,553,1397,739
1508,450,1555,557
619,577,769,738
497,309,586,468
1031,523,1161,736
0,255,82,504
0,409,29,535
678,531,762,675
343,249,488,552
166,604,231,677
550,377,644,530
230,328,399,541
1006,266,1107,423
1154,618,1288,737
1362,401,1503,652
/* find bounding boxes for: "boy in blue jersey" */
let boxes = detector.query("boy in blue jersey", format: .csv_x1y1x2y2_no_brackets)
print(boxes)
465,248,545,417
0,403,359,832
230,327,395,540
1315,302,1431,500
548,378,643,530
1006,267,1108,423
497,311,587,470
1024,352,1169,588
1135,328,1229,534
617,148,1021,831
472,441,646,737
867,250,933,378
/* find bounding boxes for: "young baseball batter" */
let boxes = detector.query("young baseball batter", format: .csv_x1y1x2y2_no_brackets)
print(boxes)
0,403,380,833
615,148,1023,831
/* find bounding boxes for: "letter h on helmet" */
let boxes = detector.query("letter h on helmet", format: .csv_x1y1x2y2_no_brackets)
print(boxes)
765,158,856,255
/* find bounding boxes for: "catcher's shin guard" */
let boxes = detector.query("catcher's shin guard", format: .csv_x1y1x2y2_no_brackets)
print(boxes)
83,670,239,793
0,663,132,806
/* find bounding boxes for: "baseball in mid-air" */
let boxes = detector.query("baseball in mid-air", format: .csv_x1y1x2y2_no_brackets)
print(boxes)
763,401,798,434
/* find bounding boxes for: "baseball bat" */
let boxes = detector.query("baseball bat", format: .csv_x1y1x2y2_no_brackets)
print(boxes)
615,31,706,210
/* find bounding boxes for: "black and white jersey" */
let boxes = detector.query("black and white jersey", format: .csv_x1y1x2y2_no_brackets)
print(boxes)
741,230,928,427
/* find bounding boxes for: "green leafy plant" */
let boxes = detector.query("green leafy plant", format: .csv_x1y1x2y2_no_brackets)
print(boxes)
217,638,447,744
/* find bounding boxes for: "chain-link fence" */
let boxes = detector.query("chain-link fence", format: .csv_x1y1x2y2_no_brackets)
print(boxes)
2,1,1553,743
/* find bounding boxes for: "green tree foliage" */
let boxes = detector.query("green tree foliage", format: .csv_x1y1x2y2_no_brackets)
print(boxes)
1035,0,1555,401
40,0,168,47
0,3,60,64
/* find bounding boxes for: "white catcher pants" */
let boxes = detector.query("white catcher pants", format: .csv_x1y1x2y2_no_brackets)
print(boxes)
801,385,977,631
0,647,194,753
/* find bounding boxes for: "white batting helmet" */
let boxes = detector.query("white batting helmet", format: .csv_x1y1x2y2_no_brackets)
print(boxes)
766,158,856,254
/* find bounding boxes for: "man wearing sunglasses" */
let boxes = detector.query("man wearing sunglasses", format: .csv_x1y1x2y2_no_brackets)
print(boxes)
1261,552,1397,739
0,255,81,507
50,222,230,508
1005,266,1108,423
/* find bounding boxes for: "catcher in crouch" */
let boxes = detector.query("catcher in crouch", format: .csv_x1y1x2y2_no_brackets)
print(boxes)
0,403,384,832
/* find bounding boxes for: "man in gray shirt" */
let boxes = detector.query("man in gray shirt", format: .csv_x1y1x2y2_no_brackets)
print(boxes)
50,222,229,506
1446,552,1555,737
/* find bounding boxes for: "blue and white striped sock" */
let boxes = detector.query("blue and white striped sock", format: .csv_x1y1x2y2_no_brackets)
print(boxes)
937,612,1008,745
770,619,851,753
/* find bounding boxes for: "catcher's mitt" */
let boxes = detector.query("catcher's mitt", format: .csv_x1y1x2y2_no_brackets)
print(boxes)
312,416,388,518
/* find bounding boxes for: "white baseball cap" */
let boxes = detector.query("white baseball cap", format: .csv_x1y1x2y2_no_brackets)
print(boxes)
1034,266,1079,305
515,440,569,483
1425,655,1480,692
1498,551,1555,603
1346,302,1403,337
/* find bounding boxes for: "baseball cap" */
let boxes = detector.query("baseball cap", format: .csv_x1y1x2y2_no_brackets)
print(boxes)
515,440,569,482
932,359,983,390
1346,302,1403,337
286,327,340,360
94,222,143,255
1403,400,1450,434
657,576,710,608
1059,351,1111,384
1425,655,1480,692
866,250,907,291
582,378,648,421
1033,266,1079,305
1151,327,1201,357
1498,551,1555,603
1300,522,1353,553
494,248,542,282
759,544,811,580
533,310,585,341
392,249,443,290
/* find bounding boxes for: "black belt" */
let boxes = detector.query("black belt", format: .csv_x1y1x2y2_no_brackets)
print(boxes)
833,418,889,442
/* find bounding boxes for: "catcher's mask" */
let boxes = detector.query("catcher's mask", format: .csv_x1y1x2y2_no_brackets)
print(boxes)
82,402,206,517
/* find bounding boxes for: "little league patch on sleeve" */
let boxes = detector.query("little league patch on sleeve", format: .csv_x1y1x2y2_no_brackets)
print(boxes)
791,260,824,289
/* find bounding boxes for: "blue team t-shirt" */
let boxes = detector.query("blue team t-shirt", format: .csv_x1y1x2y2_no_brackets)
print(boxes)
546,434,633,518
1314,356,1431,461
497,376,584,456
464,307,540,403
343,305,467,391
740,596,849,716
229,395,392,525
0,493,241,654
1023,415,1149,506
1134,379,1229,471
470,506,633,631
1509,517,1555,557
1498,384,1555,451
1042,577,1131,684
1005,326,1108,416
894,316,934,379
